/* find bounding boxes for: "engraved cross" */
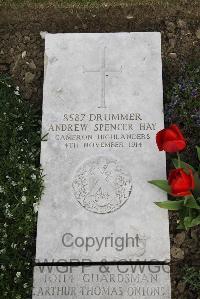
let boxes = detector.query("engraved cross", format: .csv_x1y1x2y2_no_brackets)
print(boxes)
83,47,122,108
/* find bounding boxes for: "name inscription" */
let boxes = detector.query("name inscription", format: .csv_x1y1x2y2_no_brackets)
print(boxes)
46,113,156,150
33,265,170,298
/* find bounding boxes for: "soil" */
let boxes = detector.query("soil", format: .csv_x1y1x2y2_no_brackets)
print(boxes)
0,1,200,298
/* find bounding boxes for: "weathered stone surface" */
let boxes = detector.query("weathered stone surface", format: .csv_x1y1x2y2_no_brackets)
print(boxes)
174,232,186,247
28,60,37,70
196,28,200,39
25,71,35,84
32,265,171,299
36,33,170,263
171,246,184,260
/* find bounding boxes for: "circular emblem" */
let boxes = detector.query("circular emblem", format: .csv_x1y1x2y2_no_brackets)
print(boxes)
72,156,132,214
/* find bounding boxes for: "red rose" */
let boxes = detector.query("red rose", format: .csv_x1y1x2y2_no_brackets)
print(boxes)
168,168,194,197
156,124,186,153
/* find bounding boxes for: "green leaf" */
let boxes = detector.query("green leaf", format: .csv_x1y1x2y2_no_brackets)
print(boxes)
155,200,184,210
177,221,185,230
177,207,188,229
184,195,200,210
198,165,200,176
172,159,195,172
191,215,200,227
184,216,193,229
196,146,200,161
179,206,188,219
148,180,171,193
184,215,200,228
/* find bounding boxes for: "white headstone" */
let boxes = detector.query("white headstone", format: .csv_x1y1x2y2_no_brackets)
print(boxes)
36,32,170,262
33,32,171,299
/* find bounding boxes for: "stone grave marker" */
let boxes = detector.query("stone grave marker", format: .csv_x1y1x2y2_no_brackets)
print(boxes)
33,265,171,298
33,32,171,298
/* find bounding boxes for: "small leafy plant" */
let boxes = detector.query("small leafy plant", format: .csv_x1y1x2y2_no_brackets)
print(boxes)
183,266,200,293
149,124,200,229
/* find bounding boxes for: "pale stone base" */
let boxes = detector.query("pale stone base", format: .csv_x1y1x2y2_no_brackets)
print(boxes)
32,264,171,298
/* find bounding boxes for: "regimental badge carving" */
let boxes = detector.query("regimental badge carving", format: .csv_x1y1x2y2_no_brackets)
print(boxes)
72,156,132,214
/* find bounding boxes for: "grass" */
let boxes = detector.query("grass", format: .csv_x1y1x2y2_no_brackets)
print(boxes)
0,76,43,299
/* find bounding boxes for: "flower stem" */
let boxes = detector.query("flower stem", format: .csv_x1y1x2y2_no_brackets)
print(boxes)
177,152,181,168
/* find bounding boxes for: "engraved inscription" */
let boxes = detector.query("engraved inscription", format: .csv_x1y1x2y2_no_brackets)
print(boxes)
72,156,132,214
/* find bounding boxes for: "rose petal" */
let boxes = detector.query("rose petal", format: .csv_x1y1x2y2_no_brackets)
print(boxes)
170,124,186,141
162,140,186,153
156,130,165,151
171,191,191,197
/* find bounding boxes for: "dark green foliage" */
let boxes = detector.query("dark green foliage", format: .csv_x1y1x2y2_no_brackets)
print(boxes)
164,62,200,164
183,266,200,294
0,76,43,299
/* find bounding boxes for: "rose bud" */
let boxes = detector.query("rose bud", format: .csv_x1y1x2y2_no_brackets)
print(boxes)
156,124,186,153
168,168,194,197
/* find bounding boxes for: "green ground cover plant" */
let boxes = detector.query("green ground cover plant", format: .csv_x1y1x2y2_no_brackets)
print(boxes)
0,76,43,299
183,266,200,294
